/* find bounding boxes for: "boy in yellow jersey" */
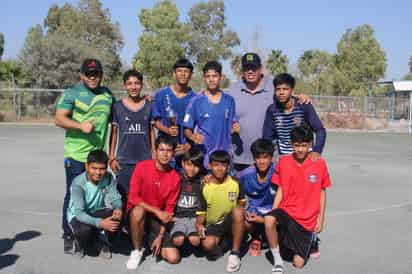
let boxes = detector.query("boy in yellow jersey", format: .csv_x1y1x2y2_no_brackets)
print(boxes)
196,150,246,272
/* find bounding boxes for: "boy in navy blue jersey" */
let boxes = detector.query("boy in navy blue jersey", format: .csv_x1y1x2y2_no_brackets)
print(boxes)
263,73,326,159
109,69,155,202
170,148,205,251
183,61,240,168
238,138,277,255
152,58,197,168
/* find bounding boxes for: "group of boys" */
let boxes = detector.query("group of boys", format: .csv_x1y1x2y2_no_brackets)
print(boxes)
55,54,330,274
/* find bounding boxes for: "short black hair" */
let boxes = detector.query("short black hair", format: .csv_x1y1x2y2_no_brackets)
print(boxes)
290,124,314,143
203,61,222,75
87,150,109,165
209,150,231,164
251,138,275,159
155,135,177,150
273,73,295,89
123,69,143,84
173,58,194,72
182,148,204,169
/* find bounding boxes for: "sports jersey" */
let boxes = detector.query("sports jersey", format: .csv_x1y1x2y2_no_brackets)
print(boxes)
56,83,114,162
111,99,152,164
262,97,326,155
197,176,245,225
183,91,237,167
238,163,277,215
271,154,331,231
67,172,122,228
127,160,181,213
174,173,203,218
152,86,197,144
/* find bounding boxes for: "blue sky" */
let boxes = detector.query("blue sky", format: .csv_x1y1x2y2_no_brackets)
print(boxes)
1,0,411,79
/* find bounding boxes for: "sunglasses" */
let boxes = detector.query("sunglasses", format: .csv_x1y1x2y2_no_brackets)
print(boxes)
84,71,102,78
242,65,259,72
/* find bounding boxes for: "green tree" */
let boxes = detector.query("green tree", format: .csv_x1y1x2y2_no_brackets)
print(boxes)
230,54,242,78
19,0,123,88
134,0,186,90
0,60,24,83
186,1,240,70
0,33,4,60
266,49,289,76
335,24,386,95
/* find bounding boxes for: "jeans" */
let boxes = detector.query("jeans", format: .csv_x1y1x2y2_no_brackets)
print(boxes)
62,158,85,238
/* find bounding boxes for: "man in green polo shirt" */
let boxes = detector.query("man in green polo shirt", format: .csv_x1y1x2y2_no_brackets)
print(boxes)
55,58,115,253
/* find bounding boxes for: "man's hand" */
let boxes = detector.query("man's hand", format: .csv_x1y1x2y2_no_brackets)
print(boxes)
245,212,264,224
100,216,120,232
175,143,191,155
151,234,163,257
309,151,321,161
297,93,312,104
110,158,121,174
167,126,179,137
156,210,175,224
112,209,122,221
191,133,204,144
196,224,206,239
315,218,324,233
231,122,241,134
79,120,94,134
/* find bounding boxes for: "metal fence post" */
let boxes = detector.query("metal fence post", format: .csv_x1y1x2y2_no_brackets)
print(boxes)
363,96,368,130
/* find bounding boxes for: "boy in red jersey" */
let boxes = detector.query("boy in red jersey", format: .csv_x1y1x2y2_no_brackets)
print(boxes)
264,124,331,273
126,135,181,269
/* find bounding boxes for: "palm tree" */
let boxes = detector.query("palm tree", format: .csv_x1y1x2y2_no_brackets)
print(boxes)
266,49,288,76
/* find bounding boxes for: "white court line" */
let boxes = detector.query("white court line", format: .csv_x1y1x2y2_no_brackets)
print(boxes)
328,201,412,217
1,201,411,218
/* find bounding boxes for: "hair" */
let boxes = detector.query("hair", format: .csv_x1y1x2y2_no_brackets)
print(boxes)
87,150,109,165
173,58,194,72
123,69,143,84
209,150,231,164
251,138,275,159
203,61,222,75
155,135,177,150
182,148,204,169
290,124,314,143
273,73,296,89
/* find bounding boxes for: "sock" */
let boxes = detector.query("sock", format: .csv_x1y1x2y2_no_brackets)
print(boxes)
271,247,283,266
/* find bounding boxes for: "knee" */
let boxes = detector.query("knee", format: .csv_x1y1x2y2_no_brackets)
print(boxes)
164,250,181,264
129,206,145,222
188,235,200,247
293,255,305,269
172,235,185,247
202,238,217,251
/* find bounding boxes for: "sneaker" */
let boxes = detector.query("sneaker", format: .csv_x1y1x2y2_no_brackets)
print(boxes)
72,239,84,259
126,249,143,270
63,237,74,254
248,239,261,257
226,254,241,272
271,264,284,274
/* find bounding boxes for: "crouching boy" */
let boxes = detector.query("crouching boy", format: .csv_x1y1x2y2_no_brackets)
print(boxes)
265,125,331,273
66,150,123,259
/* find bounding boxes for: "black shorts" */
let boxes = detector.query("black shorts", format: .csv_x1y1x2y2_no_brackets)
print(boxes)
205,213,232,239
269,209,316,263
145,215,174,248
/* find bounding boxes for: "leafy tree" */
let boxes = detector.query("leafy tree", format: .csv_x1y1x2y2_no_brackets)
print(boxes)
335,24,386,95
0,60,24,83
186,1,240,70
19,0,123,88
230,54,242,78
266,49,289,76
134,0,186,90
0,33,4,60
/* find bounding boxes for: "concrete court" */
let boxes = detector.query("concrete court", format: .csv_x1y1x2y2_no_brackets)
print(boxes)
0,124,411,274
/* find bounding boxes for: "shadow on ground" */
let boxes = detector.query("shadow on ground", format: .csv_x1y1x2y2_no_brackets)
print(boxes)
0,230,41,270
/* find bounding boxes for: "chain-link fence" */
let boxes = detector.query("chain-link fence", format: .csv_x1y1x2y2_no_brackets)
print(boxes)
0,88,410,131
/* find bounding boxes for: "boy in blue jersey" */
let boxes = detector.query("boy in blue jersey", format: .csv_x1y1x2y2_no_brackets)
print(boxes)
152,58,197,167
238,138,277,255
183,61,240,168
262,73,326,159
109,70,155,203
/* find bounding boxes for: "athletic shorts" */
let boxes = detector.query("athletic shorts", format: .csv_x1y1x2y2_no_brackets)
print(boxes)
170,217,198,238
269,209,316,264
205,213,232,239
145,215,174,248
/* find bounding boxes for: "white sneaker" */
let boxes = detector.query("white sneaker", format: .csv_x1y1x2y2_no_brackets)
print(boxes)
126,249,143,270
226,254,241,272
